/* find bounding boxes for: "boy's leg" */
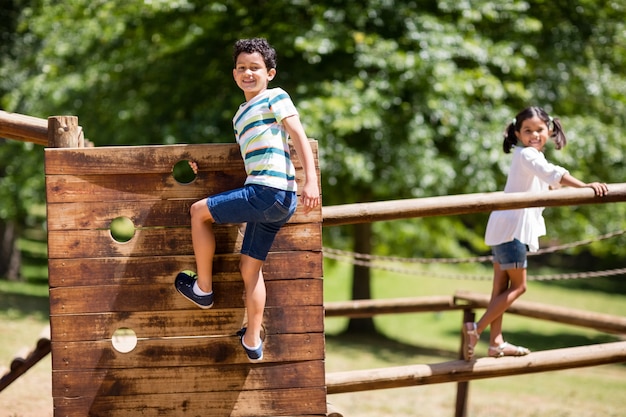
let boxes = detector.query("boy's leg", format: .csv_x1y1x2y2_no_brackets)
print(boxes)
190,198,216,293
239,254,266,348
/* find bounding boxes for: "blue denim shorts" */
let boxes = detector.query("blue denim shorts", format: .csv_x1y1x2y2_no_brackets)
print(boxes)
491,239,528,270
207,184,297,261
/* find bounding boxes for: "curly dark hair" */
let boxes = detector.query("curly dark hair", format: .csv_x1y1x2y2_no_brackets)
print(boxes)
502,106,567,153
233,38,277,70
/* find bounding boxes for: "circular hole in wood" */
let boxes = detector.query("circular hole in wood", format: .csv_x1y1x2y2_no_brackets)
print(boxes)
111,328,137,353
110,216,135,243
172,159,197,184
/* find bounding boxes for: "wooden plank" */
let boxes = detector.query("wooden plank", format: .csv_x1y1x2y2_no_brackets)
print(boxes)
50,305,324,341
47,223,322,258
46,199,321,230
45,170,246,203
324,296,459,318
44,142,318,175
0,110,49,146
44,143,245,174
49,279,323,314
454,290,626,334
326,341,626,394
48,252,323,287
51,333,325,369
322,183,626,226
52,360,325,397
45,169,319,204
52,387,328,417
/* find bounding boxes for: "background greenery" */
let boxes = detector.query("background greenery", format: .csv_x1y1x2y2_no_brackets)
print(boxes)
1,1,625,289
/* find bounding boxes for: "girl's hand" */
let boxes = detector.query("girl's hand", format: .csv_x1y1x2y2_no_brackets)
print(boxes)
188,160,199,175
587,182,609,196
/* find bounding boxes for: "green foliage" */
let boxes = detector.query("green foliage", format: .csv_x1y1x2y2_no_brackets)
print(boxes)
1,0,625,265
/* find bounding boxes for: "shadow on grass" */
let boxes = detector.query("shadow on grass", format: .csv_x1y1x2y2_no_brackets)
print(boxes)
326,331,459,364
0,289,50,320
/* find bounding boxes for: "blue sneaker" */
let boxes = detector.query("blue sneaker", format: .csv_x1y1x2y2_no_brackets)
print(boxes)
237,328,263,362
174,271,214,309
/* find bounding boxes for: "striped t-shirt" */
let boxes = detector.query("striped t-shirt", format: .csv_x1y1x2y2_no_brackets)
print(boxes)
233,87,298,192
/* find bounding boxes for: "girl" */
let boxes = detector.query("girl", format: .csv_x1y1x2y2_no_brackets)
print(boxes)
462,106,608,361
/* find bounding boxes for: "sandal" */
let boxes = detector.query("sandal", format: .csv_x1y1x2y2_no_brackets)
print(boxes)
462,322,480,361
488,342,530,358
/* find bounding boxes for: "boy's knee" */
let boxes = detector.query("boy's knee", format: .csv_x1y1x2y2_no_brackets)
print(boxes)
239,256,263,279
190,199,213,222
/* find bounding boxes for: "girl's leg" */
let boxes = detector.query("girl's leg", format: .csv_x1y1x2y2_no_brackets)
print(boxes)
190,198,216,293
239,254,266,348
477,263,527,343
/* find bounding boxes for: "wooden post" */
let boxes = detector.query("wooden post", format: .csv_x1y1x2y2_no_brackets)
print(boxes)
47,115,83,148
455,309,475,417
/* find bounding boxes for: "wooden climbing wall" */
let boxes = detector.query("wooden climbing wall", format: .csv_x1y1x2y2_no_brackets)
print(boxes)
44,142,326,417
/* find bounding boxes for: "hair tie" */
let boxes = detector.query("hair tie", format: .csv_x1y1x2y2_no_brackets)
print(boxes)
512,117,517,126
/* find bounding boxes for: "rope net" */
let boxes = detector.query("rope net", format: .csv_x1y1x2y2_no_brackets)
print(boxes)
323,229,626,281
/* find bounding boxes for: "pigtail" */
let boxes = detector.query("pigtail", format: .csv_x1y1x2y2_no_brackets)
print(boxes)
502,120,518,154
551,117,567,150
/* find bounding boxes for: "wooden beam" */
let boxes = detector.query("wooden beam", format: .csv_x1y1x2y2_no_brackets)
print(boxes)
0,110,48,146
455,290,626,334
326,341,626,394
325,296,460,318
322,183,626,226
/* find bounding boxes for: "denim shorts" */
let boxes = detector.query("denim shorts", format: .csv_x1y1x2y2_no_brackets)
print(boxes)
207,184,297,261
491,239,528,270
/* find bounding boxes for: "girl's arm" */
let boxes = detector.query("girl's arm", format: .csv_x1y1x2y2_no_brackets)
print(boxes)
282,114,321,214
560,173,609,196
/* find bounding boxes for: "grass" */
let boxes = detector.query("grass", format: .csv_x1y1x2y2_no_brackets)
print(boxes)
1,260,625,416
323,260,626,416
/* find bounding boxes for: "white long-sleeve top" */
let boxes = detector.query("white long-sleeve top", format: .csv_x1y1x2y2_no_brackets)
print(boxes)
484,146,569,252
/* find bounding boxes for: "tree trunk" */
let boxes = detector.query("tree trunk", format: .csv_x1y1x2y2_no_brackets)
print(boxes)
0,219,22,281
346,222,376,334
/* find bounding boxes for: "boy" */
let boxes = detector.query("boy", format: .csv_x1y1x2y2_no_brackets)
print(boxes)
175,38,320,362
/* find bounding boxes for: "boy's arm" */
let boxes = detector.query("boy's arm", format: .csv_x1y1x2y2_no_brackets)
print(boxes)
282,115,321,214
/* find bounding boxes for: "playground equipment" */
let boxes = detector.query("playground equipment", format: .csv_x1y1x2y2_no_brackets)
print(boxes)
2,110,626,417
2,111,327,416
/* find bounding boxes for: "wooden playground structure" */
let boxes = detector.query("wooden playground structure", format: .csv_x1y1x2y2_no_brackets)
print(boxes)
1,110,626,416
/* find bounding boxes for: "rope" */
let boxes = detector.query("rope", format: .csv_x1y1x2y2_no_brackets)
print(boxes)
323,229,626,281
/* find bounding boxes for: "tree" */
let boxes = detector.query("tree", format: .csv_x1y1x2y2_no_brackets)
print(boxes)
1,0,625,326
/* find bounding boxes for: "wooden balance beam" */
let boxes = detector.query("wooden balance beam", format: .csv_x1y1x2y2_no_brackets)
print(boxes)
322,183,626,226
455,291,626,334
326,340,626,394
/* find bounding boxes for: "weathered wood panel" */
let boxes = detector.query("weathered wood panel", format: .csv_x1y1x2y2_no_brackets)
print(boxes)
52,361,325,397
45,142,326,417
46,199,320,230
46,223,322,258
50,306,324,341
44,143,317,175
48,252,323,287
51,333,325,369
53,387,328,417
49,279,323,313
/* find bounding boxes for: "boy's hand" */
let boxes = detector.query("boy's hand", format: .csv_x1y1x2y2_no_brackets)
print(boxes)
300,182,320,214
188,160,199,175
